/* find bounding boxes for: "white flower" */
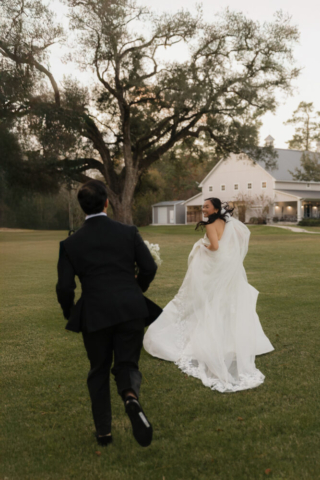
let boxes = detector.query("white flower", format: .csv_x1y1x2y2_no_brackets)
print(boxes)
144,240,162,267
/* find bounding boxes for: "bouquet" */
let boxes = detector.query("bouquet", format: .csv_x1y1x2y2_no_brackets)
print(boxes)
144,240,162,267
135,241,162,275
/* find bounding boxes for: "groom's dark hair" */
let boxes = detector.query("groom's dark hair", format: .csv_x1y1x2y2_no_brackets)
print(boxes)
78,180,108,215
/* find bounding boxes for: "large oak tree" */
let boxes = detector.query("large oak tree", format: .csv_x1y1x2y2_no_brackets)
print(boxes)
1,0,300,223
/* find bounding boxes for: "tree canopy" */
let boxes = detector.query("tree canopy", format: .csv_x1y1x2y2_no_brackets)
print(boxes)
0,0,300,223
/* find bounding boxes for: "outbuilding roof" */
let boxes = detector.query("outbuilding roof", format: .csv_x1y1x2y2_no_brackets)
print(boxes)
152,200,185,207
182,192,202,202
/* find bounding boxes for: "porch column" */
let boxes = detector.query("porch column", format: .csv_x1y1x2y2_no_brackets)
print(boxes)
297,199,302,222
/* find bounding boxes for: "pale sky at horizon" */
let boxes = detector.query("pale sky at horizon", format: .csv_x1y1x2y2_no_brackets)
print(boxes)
48,0,320,149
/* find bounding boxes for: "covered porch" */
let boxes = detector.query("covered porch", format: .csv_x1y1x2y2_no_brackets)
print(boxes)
273,190,320,222
183,193,203,224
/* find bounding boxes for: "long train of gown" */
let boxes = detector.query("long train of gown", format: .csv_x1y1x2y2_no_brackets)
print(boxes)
143,217,274,393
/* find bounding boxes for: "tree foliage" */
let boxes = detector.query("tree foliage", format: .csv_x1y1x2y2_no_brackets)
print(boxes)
290,151,320,182
285,102,320,151
0,1,64,194
285,102,320,181
1,0,300,223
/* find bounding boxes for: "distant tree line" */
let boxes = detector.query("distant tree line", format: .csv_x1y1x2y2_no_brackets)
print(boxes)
0,182,85,230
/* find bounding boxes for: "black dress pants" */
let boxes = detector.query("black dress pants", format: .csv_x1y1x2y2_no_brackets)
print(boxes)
82,318,145,436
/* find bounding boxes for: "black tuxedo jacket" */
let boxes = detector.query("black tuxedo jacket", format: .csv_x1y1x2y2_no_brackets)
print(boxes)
56,215,159,333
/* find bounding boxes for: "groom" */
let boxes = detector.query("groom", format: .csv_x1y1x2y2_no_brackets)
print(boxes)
56,180,158,447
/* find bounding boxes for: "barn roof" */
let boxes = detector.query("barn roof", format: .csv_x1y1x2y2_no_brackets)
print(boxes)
257,149,319,183
200,149,320,185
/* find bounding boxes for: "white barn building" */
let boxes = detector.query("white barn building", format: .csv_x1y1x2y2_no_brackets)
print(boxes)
183,148,320,224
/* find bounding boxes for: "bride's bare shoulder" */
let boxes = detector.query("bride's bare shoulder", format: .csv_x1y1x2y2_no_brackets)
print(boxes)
205,222,216,231
206,219,223,227
206,219,225,242
216,218,225,227
206,219,224,229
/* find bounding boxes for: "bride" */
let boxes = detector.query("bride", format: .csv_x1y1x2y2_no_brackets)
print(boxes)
143,198,274,393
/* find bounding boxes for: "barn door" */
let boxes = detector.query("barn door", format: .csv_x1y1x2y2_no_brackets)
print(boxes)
158,207,167,224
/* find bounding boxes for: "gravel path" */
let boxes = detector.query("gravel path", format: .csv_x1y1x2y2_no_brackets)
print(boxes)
267,225,320,234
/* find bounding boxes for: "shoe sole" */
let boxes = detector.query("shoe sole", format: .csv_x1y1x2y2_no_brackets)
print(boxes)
125,400,153,447
95,433,113,447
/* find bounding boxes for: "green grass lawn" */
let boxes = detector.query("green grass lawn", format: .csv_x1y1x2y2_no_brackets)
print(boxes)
1,226,320,480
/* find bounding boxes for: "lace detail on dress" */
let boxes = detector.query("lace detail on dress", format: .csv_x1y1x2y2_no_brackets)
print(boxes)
175,357,265,393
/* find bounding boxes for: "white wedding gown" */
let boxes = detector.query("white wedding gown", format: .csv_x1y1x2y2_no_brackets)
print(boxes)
143,217,274,393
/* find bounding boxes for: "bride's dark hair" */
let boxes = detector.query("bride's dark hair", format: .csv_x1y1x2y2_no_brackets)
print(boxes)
195,198,234,230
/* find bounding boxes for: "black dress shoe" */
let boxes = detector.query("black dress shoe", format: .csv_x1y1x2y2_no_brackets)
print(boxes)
95,433,113,446
125,397,153,447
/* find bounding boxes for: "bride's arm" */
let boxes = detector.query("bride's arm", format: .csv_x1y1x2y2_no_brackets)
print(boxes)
205,224,219,251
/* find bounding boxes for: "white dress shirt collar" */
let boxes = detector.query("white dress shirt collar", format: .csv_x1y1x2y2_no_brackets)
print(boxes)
85,212,108,220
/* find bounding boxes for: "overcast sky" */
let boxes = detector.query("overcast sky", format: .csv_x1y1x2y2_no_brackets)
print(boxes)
49,0,320,149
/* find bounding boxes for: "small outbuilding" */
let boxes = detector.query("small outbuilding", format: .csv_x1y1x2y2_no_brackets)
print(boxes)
152,201,185,225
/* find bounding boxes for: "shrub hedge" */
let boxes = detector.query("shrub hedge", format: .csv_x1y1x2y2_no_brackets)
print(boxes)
249,217,267,224
298,218,320,226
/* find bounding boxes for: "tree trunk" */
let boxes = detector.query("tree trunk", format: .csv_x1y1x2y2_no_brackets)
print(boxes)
108,165,140,224
68,189,74,230
110,195,134,224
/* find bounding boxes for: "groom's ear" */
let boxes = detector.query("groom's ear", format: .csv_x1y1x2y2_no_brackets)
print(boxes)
105,199,109,209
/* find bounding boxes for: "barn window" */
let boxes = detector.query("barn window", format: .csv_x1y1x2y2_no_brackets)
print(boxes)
247,183,252,189
208,186,213,192
262,182,267,189
234,184,239,191
221,184,226,191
